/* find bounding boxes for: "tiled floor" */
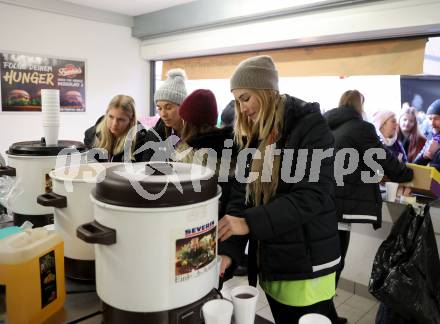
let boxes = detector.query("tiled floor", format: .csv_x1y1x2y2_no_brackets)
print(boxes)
221,276,379,324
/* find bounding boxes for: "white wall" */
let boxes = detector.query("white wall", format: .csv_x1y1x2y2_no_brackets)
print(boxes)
0,3,148,156
141,0,440,60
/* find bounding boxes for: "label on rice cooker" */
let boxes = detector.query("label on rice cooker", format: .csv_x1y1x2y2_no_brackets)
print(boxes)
174,221,216,284
43,168,54,193
39,250,57,308
0,285,6,323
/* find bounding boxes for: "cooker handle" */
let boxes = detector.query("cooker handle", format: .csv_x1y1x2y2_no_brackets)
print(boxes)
77,221,116,245
0,166,16,176
37,192,67,208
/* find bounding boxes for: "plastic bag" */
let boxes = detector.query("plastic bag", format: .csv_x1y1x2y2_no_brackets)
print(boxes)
369,205,440,324
0,175,22,210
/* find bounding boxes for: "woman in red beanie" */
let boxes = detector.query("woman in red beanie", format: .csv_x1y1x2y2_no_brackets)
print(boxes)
172,89,232,164
173,88,235,210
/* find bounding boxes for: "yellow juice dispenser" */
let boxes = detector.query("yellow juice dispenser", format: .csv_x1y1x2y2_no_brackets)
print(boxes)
0,227,65,324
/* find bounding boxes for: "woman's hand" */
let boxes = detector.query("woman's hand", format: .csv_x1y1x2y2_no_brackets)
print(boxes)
219,255,232,277
218,215,250,241
401,186,412,197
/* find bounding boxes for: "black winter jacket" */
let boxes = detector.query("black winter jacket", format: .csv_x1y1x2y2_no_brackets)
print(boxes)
142,118,177,162
185,127,237,218
83,115,148,162
324,107,413,229
219,95,341,284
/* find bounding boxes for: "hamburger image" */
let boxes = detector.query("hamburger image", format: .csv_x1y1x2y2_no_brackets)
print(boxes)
61,90,83,107
6,89,31,106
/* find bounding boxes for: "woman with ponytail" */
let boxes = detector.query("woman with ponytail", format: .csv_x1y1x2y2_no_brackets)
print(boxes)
218,55,340,323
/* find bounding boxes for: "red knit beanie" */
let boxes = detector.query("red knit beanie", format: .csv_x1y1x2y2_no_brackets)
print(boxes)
179,89,218,127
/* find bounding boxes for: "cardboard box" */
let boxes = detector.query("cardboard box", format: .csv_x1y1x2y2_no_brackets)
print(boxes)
404,163,440,198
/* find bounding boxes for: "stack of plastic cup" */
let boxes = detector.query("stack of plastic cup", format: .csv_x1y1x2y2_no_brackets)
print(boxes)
41,89,60,146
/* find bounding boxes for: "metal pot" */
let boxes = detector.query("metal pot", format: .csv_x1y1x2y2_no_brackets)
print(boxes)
0,139,86,227
77,162,221,323
37,162,117,281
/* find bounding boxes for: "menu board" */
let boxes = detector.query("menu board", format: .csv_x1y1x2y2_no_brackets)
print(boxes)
0,52,86,112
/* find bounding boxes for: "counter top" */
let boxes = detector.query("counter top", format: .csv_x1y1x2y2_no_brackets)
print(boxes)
42,278,274,324
0,216,272,324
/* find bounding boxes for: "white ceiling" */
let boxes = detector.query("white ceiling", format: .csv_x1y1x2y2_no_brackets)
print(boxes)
62,0,196,16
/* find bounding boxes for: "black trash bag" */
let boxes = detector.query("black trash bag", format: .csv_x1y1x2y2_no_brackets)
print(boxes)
375,303,412,324
369,205,440,324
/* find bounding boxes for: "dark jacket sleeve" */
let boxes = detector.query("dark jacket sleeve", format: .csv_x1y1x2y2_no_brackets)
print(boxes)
84,115,105,149
133,124,149,162
83,125,96,149
218,176,248,266
413,139,431,165
142,119,169,162
360,123,413,183
244,112,336,241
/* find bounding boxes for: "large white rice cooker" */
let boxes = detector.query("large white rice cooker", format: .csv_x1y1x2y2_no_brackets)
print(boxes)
0,140,86,227
77,162,221,324
36,163,118,281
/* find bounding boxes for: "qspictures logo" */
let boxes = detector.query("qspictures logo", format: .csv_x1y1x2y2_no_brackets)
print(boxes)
54,124,387,199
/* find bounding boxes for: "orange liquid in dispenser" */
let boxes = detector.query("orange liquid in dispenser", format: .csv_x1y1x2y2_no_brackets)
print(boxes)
0,228,65,323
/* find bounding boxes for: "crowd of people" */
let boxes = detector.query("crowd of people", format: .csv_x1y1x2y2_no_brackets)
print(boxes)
83,55,440,324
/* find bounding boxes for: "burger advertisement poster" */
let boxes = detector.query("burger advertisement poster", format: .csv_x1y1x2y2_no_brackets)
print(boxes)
0,52,85,112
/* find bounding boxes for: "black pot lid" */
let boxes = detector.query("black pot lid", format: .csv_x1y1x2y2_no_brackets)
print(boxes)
7,139,87,156
92,162,219,208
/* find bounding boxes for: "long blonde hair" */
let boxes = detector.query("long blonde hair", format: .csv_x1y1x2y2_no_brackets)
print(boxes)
234,89,285,206
95,95,137,158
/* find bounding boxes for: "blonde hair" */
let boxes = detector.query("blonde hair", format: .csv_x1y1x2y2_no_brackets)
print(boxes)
339,90,364,114
95,95,137,158
234,89,285,206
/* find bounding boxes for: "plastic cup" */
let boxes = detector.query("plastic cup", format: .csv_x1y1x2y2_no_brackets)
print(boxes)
43,125,59,145
41,89,60,98
385,182,399,202
42,105,59,111
299,313,331,324
202,299,233,324
41,100,59,105
230,285,259,324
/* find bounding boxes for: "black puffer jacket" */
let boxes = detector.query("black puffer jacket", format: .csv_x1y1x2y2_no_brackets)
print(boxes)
142,118,176,162
83,115,148,162
184,127,237,218
324,107,413,229
220,95,340,284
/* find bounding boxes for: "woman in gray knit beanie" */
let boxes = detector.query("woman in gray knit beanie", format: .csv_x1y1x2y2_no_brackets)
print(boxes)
218,55,341,323
142,68,188,161
154,68,187,134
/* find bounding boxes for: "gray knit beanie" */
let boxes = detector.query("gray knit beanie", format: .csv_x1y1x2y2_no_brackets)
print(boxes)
154,68,187,105
427,99,440,116
230,55,279,91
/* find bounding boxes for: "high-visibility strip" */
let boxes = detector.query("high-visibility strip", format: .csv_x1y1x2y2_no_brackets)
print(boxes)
342,214,377,221
312,256,341,272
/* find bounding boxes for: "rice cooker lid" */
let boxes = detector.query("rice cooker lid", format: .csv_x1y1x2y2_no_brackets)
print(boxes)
7,139,86,156
93,162,219,208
